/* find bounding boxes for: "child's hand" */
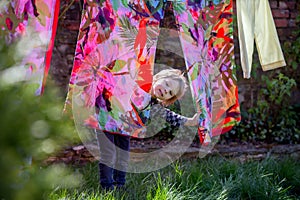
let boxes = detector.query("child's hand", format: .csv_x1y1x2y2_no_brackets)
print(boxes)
185,112,201,126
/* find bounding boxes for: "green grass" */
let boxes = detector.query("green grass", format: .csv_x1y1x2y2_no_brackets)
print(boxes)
48,156,300,200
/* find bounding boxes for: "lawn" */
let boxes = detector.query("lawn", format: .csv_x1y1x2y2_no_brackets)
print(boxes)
48,156,300,200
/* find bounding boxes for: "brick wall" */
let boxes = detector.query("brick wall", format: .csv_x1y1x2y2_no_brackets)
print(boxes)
50,0,81,94
237,0,300,108
50,0,300,108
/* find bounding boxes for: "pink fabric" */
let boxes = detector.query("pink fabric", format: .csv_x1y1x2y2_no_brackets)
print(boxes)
0,0,60,95
65,0,240,143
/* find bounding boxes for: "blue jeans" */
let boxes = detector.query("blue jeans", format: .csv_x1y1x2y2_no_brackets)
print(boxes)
96,131,130,190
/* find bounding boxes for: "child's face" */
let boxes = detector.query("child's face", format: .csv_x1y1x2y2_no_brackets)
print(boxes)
152,77,180,101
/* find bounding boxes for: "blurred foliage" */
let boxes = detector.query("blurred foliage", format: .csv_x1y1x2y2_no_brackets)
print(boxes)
0,37,81,199
0,37,16,70
282,14,300,84
223,14,300,144
251,73,299,143
224,73,299,144
222,16,300,144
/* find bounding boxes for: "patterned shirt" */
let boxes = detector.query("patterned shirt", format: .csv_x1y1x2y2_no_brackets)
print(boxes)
136,98,188,129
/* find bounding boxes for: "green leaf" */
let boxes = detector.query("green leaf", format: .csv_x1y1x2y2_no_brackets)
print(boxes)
99,111,108,127
121,0,129,8
292,61,298,70
111,0,119,11
188,13,194,27
111,60,126,72
181,23,190,37
205,25,213,41
173,2,186,14
213,38,225,46
190,63,199,81
118,16,138,49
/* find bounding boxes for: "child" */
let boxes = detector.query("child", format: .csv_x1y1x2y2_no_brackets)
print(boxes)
95,69,200,190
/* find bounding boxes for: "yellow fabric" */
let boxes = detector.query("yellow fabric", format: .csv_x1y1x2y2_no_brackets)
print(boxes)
236,0,286,79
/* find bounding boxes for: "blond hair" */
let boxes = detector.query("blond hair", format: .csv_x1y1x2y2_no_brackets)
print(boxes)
151,69,188,106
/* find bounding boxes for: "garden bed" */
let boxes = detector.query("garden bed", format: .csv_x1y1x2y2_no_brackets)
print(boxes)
45,142,300,165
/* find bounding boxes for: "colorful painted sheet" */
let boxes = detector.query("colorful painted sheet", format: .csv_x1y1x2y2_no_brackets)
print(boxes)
66,0,241,144
0,0,60,94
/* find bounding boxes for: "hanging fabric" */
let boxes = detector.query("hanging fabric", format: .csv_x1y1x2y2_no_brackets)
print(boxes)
65,0,240,144
236,0,286,79
0,0,60,95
